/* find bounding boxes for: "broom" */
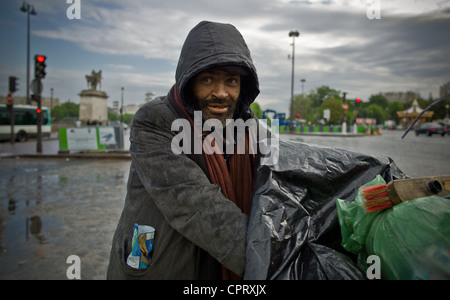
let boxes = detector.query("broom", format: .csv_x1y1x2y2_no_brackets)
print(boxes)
361,175,450,212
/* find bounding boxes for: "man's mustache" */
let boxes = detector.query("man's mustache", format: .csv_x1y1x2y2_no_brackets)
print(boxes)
202,98,234,106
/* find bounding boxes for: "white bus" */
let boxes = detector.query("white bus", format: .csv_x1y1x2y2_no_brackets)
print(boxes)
0,104,51,142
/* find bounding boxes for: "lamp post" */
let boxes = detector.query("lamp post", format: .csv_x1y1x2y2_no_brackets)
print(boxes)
300,78,306,96
20,2,37,105
446,104,449,126
289,30,300,123
120,87,124,149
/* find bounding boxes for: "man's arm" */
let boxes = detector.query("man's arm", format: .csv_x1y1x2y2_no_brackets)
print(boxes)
129,100,248,276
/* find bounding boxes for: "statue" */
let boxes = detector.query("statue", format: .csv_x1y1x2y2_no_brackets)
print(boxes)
79,70,108,124
85,70,102,90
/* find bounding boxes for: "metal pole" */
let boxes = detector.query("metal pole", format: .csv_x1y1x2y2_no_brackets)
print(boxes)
50,87,54,112
120,87,124,123
290,37,295,122
120,87,124,149
10,105,15,144
288,31,299,123
36,92,42,153
26,8,30,105
21,3,36,105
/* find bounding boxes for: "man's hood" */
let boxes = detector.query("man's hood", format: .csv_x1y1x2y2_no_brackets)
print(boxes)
175,21,260,120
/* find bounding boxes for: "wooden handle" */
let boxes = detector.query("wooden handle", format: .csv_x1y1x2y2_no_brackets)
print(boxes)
387,175,450,204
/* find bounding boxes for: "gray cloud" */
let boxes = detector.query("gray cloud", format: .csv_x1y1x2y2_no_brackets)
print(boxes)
2,0,449,113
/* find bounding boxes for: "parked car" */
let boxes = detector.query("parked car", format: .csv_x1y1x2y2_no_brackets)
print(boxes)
415,122,447,136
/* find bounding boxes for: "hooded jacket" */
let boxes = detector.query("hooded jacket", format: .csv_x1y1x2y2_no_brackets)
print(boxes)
107,21,261,279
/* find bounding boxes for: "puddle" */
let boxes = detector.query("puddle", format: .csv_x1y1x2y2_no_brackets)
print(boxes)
0,158,131,279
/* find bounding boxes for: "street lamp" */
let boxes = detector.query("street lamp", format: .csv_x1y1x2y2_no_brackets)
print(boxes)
289,30,300,123
121,87,124,123
20,2,37,105
120,87,124,149
300,78,306,96
446,104,449,125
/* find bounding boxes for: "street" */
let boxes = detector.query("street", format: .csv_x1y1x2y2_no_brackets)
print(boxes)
281,130,450,178
0,130,449,279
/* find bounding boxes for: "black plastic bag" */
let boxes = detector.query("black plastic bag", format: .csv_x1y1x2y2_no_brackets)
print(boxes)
244,138,405,279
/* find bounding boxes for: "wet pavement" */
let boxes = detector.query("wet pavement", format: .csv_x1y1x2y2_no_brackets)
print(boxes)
281,130,450,178
0,129,448,279
0,157,130,279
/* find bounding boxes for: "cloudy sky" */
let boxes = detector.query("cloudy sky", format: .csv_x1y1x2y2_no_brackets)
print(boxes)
1,0,449,114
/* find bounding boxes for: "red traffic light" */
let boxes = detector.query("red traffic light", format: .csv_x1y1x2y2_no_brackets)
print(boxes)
36,108,41,114
296,113,300,118
36,55,46,63
356,98,361,103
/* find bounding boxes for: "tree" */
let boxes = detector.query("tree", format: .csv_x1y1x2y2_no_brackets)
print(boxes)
366,104,386,124
51,102,79,121
250,102,263,119
310,86,341,107
320,97,343,124
368,94,388,108
387,101,404,124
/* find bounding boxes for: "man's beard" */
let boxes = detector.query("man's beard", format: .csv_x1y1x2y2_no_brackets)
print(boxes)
198,98,238,126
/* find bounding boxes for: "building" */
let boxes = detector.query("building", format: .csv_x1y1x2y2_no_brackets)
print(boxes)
0,95,60,109
440,81,450,99
382,91,419,103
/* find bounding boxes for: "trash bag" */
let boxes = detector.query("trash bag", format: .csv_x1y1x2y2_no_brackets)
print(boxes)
244,138,406,280
337,175,450,280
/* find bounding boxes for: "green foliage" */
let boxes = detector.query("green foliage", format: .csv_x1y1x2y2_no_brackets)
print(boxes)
366,104,387,124
250,102,263,119
51,102,79,121
108,112,134,125
285,86,447,126
416,97,450,120
368,94,388,107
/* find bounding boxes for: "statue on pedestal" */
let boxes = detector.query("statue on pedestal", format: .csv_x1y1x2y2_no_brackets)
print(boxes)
85,70,102,91
79,70,108,124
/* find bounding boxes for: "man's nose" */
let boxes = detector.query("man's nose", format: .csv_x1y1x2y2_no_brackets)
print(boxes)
211,81,228,99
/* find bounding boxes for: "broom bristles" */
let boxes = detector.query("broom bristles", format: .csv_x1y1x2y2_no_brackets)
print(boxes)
361,184,394,212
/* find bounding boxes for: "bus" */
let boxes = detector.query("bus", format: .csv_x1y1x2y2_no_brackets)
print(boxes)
0,104,51,142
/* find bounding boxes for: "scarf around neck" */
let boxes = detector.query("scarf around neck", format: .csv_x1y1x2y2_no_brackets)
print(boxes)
168,85,256,279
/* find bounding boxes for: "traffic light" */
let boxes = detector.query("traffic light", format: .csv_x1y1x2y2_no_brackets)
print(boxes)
356,98,361,103
9,76,18,93
296,113,300,118
34,55,47,79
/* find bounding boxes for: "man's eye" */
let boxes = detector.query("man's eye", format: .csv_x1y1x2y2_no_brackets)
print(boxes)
201,76,213,84
227,77,240,85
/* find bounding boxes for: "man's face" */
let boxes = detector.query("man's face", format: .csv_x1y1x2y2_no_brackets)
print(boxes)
192,68,241,125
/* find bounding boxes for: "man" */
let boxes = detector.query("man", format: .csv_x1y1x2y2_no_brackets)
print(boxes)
107,21,264,279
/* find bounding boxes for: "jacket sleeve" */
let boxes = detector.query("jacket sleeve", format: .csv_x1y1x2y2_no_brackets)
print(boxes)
129,100,248,276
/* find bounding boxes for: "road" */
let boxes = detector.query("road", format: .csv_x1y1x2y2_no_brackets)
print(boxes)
280,130,450,178
2,130,448,177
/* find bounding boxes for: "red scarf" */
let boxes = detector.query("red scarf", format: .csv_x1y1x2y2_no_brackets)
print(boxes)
172,85,256,279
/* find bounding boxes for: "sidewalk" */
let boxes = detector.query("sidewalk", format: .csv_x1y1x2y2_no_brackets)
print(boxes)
0,132,130,159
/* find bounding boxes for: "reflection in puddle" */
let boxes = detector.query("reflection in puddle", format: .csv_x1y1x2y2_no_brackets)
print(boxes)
0,158,130,279
27,216,46,244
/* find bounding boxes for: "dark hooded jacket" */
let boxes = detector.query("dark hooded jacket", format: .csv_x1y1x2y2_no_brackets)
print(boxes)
107,21,260,279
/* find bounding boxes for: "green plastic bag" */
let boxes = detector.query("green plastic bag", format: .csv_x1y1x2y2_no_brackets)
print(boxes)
336,175,450,279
